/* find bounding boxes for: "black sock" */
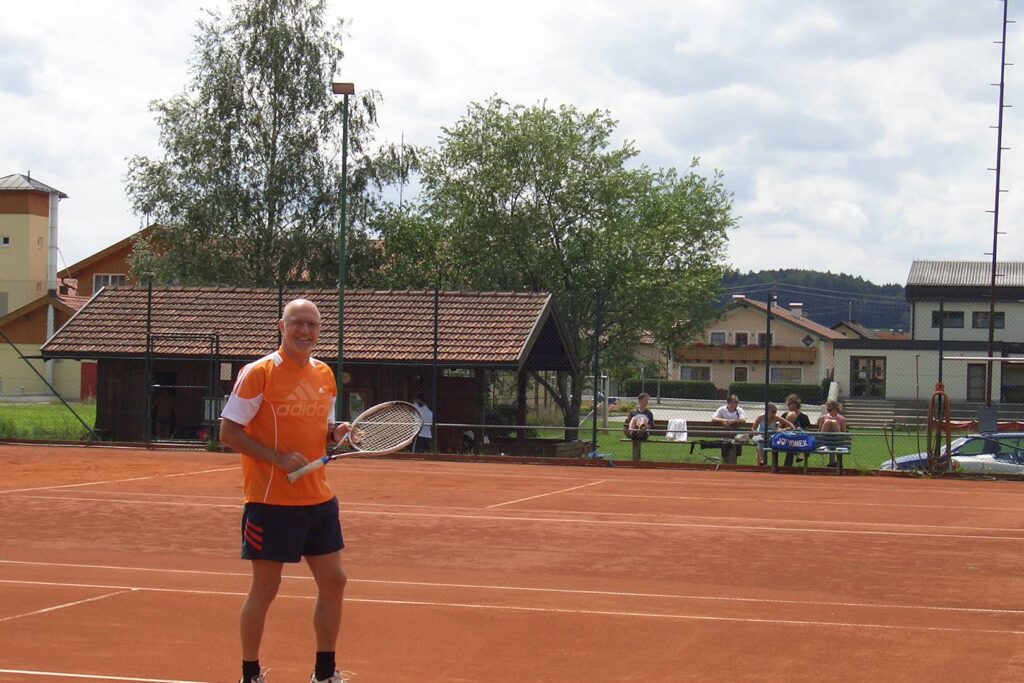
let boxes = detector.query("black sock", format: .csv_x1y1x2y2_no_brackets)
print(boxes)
242,660,261,682
315,651,336,680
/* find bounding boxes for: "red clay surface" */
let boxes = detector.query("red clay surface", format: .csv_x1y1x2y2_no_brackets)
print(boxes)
1,443,1023,682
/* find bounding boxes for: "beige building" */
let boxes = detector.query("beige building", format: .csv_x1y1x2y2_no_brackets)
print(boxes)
673,297,844,393
0,173,67,316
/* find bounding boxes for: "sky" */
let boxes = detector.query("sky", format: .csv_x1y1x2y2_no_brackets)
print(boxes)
2,0,1022,286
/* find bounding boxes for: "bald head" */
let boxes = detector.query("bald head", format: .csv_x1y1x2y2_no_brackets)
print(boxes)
281,298,321,323
278,299,322,364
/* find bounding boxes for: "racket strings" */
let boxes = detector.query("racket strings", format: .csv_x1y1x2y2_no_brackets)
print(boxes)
351,405,421,451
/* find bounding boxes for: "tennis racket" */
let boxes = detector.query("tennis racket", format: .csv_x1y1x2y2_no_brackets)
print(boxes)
286,400,423,483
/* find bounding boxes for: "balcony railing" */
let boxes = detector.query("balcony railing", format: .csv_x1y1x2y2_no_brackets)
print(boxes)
675,345,817,364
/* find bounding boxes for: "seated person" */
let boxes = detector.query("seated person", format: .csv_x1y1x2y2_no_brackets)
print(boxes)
817,400,847,467
750,403,794,467
623,392,654,441
711,394,746,464
782,393,812,467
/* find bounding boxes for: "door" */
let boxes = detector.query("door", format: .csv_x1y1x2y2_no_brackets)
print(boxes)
966,363,987,402
850,357,886,398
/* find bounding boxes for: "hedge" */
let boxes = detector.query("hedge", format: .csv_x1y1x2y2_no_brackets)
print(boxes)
619,379,718,400
727,382,824,405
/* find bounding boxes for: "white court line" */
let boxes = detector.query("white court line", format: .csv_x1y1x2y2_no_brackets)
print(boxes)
0,669,211,682
0,578,1020,638
486,480,606,508
4,493,1022,540
344,500,1024,534
0,589,134,623
344,509,1024,541
571,490,1024,513
349,596,1024,637
340,462,1024,498
0,467,237,495
2,560,1021,616
6,495,237,510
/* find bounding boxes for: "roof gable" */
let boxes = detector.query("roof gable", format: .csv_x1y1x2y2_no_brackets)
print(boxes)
63,225,154,277
726,297,844,341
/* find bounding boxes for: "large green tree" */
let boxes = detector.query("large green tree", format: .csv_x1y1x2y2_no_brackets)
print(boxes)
125,0,382,286
375,97,735,431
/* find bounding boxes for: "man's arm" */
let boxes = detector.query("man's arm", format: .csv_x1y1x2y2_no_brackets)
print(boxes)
220,418,307,473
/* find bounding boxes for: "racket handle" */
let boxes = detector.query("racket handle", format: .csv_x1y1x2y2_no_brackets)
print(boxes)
286,456,329,483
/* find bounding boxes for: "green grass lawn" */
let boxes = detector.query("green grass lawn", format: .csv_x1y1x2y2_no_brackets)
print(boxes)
561,420,930,470
0,402,97,440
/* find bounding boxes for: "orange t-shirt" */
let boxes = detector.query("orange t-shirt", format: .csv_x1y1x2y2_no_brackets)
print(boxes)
221,350,337,505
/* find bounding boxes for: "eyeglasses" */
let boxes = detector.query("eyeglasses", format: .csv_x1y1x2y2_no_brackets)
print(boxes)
284,319,320,330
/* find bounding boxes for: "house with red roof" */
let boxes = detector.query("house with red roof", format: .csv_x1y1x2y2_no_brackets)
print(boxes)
672,296,844,398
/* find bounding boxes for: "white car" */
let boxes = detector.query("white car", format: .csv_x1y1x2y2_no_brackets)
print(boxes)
880,433,1024,474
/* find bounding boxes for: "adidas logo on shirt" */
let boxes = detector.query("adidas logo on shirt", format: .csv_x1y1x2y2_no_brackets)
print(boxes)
275,379,330,417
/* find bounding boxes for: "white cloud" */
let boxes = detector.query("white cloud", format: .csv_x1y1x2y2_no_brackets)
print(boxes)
1,0,1021,282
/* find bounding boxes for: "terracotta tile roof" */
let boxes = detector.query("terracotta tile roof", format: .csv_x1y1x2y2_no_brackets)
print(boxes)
733,297,845,341
57,293,90,311
42,287,562,367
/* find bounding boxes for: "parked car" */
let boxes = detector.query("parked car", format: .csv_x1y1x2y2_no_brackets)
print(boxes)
879,432,1024,474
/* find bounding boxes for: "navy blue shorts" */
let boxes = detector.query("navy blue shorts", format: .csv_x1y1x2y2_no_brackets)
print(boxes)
241,497,344,563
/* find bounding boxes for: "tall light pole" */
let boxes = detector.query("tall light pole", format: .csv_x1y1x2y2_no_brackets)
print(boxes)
333,82,354,421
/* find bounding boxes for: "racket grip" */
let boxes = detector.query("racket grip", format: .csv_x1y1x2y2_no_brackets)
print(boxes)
286,456,328,483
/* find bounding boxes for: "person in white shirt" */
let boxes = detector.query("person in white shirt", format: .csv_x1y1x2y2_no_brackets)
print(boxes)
412,395,433,453
711,394,747,464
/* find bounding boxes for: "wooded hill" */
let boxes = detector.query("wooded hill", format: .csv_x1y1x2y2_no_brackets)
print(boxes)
720,269,909,331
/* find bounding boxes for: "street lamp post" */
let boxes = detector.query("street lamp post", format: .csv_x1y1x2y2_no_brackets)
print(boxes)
333,81,354,422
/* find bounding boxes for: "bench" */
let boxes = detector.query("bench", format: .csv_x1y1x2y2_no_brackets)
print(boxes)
768,432,853,475
621,419,748,466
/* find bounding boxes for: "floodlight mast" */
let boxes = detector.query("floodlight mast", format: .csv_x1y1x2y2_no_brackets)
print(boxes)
986,1,1012,406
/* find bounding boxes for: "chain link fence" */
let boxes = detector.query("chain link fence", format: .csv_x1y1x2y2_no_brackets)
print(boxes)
2,286,1022,475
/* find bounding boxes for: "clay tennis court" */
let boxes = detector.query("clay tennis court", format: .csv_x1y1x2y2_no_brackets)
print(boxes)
1,444,1022,682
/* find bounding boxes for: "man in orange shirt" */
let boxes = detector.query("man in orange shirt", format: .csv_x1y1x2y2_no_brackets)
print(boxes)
221,298,352,683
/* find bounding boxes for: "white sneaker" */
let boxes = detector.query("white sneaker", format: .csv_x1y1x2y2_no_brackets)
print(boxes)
311,672,352,683
241,672,268,683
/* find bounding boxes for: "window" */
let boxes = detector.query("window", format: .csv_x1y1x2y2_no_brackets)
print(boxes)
1,236,9,247
680,366,711,381
734,366,748,382
93,274,127,290
734,332,749,347
931,310,964,328
757,332,773,347
709,331,727,346
770,367,802,383
972,311,1005,329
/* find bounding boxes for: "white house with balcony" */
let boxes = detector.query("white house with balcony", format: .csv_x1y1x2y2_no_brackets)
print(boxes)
672,297,843,394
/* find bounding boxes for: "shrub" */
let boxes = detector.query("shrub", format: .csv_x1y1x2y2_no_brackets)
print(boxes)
727,382,824,404
619,379,718,399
